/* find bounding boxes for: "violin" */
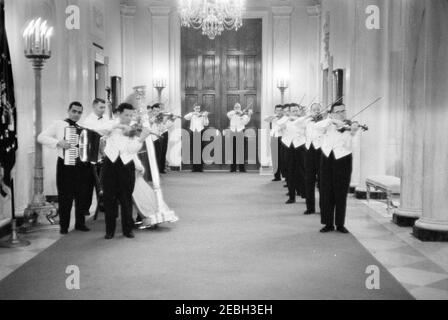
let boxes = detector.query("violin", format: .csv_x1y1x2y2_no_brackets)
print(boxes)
337,120,369,133
310,114,324,122
124,123,143,138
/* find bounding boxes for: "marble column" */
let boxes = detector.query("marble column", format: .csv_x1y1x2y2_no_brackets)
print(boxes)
392,0,424,227
149,6,171,103
413,0,448,241
120,2,136,97
306,5,321,106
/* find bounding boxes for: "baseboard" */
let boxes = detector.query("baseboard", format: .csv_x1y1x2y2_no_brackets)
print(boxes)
0,217,24,239
169,166,181,172
354,188,389,200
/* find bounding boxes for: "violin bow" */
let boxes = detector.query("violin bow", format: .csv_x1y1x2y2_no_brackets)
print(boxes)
315,95,345,118
349,97,382,121
298,94,306,106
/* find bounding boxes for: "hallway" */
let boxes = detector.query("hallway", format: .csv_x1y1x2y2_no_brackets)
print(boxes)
0,173,412,300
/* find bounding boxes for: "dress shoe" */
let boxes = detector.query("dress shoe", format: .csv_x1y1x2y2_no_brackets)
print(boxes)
124,232,135,239
304,210,315,215
272,178,281,182
104,234,114,240
75,226,90,232
337,226,350,234
320,225,335,233
285,199,296,204
60,230,68,235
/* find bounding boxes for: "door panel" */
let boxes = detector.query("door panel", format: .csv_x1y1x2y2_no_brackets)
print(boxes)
181,19,262,170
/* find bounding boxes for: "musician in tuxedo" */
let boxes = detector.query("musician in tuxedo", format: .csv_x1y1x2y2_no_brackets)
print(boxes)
37,101,91,234
265,105,284,181
304,103,326,215
315,103,361,234
277,103,307,204
227,103,253,172
80,98,109,215
184,103,209,172
281,104,291,187
97,103,151,239
152,103,174,174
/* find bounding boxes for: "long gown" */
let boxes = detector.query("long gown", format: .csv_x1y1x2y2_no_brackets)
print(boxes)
132,135,178,229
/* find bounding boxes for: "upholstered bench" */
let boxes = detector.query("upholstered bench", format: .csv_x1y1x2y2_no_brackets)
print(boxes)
365,175,401,214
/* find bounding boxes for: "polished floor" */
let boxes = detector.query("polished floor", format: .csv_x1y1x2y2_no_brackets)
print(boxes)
0,172,446,299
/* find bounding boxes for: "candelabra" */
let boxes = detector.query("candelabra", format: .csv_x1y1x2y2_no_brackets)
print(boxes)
153,78,167,103
21,18,58,232
277,78,289,105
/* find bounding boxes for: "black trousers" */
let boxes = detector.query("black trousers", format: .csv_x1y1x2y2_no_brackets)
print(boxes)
320,152,352,227
271,137,283,180
305,145,322,212
153,138,163,172
56,158,91,231
229,131,246,172
286,145,306,199
190,129,205,172
281,141,289,181
101,158,136,236
159,132,169,173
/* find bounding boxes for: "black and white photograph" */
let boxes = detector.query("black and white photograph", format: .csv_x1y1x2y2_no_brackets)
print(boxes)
0,0,448,306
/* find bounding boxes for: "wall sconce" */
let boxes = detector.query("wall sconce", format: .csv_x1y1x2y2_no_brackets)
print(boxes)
153,77,167,103
276,78,289,104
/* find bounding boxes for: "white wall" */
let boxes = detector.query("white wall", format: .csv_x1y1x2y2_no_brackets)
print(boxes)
2,0,122,223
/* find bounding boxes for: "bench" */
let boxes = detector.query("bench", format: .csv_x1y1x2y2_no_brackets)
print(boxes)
365,175,401,214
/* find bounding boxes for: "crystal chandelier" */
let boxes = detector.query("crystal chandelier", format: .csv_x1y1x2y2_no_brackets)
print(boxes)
179,0,245,40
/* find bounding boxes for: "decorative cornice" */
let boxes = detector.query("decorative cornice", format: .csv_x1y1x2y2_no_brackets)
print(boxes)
120,4,137,17
306,5,321,17
271,6,293,17
149,6,171,17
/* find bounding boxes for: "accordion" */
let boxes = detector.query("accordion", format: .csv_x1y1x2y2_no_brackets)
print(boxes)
64,126,102,166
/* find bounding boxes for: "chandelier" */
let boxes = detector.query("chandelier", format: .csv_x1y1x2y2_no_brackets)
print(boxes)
179,0,245,40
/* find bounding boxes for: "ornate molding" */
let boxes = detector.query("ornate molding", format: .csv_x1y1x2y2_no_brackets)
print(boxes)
149,6,171,17
306,5,322,17
120,3,137,18
271,6,293,17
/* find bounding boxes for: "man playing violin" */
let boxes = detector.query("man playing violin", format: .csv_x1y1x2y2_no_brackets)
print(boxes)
184,103,209,172
97,103,151,239
265,105,285,182
314,103,363,234
277,103,307,204
303,103,327,215
227,103,253,173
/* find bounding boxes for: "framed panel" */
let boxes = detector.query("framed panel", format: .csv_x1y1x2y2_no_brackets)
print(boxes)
244,56,256,90
185,94,199,110
226,56,240,90
203,55,216,90
185,56,198,89
227,94,240,112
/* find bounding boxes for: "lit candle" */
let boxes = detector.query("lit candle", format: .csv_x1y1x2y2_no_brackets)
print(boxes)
46,27,53,53
40,21,47,53
34,18,41,51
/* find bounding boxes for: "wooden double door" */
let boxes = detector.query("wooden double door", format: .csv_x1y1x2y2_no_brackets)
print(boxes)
181,19,262,170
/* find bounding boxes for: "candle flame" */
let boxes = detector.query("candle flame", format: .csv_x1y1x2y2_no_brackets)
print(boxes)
45,27,54,38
